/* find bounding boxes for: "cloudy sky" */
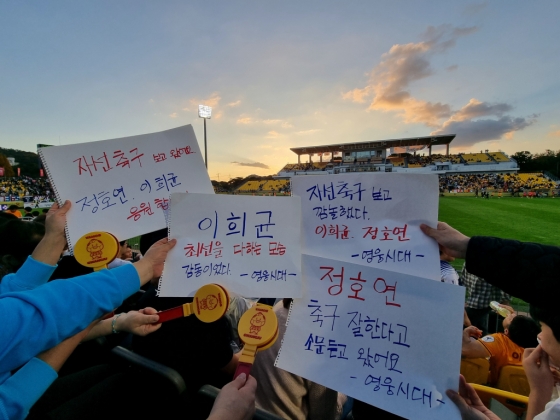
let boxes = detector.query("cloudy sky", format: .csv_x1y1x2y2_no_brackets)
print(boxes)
1,1,559,179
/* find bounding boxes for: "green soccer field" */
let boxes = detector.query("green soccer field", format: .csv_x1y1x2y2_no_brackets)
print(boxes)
439,195,559,306
438,196,560,245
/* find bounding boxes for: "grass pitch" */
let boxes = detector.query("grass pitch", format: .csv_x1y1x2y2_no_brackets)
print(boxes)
439,196,559,306
438,196,560,246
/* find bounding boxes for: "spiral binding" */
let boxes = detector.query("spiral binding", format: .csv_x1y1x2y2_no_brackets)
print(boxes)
274,298,295,368
38,148,74,252
156,196,173,296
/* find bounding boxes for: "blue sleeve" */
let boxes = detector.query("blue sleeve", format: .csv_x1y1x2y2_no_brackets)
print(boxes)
0,256,57,295
0,263,139,374
0,358,57,420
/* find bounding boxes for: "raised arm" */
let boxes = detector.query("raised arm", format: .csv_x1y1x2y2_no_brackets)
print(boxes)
0,237,175,374
0,201,71,294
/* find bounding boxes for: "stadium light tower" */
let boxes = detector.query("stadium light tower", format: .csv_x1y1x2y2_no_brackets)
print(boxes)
198,104,212,168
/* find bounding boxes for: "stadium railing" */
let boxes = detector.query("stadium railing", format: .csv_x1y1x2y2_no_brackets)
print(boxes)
469,383,528,417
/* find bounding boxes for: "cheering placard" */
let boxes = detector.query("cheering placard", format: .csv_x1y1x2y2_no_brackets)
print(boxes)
39,125,213,248
275,255,464,420
291,173,440,280
158,193,302,298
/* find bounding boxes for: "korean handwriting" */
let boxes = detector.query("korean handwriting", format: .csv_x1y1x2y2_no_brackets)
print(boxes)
320,266,401,306
181,262,231,278
347,312,410,348
308,299,340,330
74,148,144,176
76,186,128,213
307,182,365,202
140,173,181,193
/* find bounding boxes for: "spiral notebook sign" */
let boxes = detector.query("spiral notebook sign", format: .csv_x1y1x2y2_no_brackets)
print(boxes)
39,125,213,248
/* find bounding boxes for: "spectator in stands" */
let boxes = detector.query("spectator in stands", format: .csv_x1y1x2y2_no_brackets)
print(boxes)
420,222,560,419
0,218,46,278
522,305,560,419
5,204,22,218
461,308,540,386
0,219,177,419
460,264,510,337
440,250,459,285
252,298,343,420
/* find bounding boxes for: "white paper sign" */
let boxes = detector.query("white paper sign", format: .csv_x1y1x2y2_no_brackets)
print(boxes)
39,125,213,248
158,193,302,298
291,173,440,280
275,255,464,420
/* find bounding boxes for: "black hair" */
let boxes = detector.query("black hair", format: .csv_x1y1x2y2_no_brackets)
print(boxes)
8,205,19,211
31,210,40,217
0,219,45,273
0,212,17,225
33,214,47,225
24,207,32,212
507,315,541,348
531,305,560,343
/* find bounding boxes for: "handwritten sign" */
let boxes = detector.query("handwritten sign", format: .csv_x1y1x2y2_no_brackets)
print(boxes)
291,173,440,280
39,125,213,248
276,254,464,419
158,193,302,298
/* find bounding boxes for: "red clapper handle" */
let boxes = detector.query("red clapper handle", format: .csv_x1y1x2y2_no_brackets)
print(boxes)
156,305,185,323
234,362,253,379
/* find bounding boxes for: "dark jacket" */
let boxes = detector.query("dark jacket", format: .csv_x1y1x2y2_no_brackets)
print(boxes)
466,236,560,308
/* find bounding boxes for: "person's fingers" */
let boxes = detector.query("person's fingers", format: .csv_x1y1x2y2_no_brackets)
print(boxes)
419,223,437,238
457,374,468,397
446,389,470,414
145,314,160,324
241,375,257,393
524,346,540,364
524,347,536,359
48,202,60,212
58,200,71,214
463,380,483,406
540,349,550,370
231,373,247,390
436,221,450,230
141,307,158,315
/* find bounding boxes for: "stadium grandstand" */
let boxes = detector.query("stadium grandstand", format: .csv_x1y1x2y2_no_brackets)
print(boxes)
276,134,522,176
234,134,559,194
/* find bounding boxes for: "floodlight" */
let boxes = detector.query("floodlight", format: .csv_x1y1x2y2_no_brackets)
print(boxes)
198,105,212,119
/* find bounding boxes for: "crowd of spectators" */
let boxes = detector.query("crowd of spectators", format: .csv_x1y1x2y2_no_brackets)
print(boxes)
0,176,52,201
1,196,560,419
439,173,557,193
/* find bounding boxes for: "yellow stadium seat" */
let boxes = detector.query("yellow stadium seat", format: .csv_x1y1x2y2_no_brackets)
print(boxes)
460,358,490,385
497,365,530,396
470,383,528,417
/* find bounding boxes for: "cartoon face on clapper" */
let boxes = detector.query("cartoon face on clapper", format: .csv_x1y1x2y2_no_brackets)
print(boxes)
86,239,104,259
249,312,266,334
200,294,218,311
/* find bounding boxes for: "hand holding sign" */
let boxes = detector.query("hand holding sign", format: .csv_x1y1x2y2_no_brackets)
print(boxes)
292,173,440,280
158,193,302,298
275,255,464,420
39,125,213,250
